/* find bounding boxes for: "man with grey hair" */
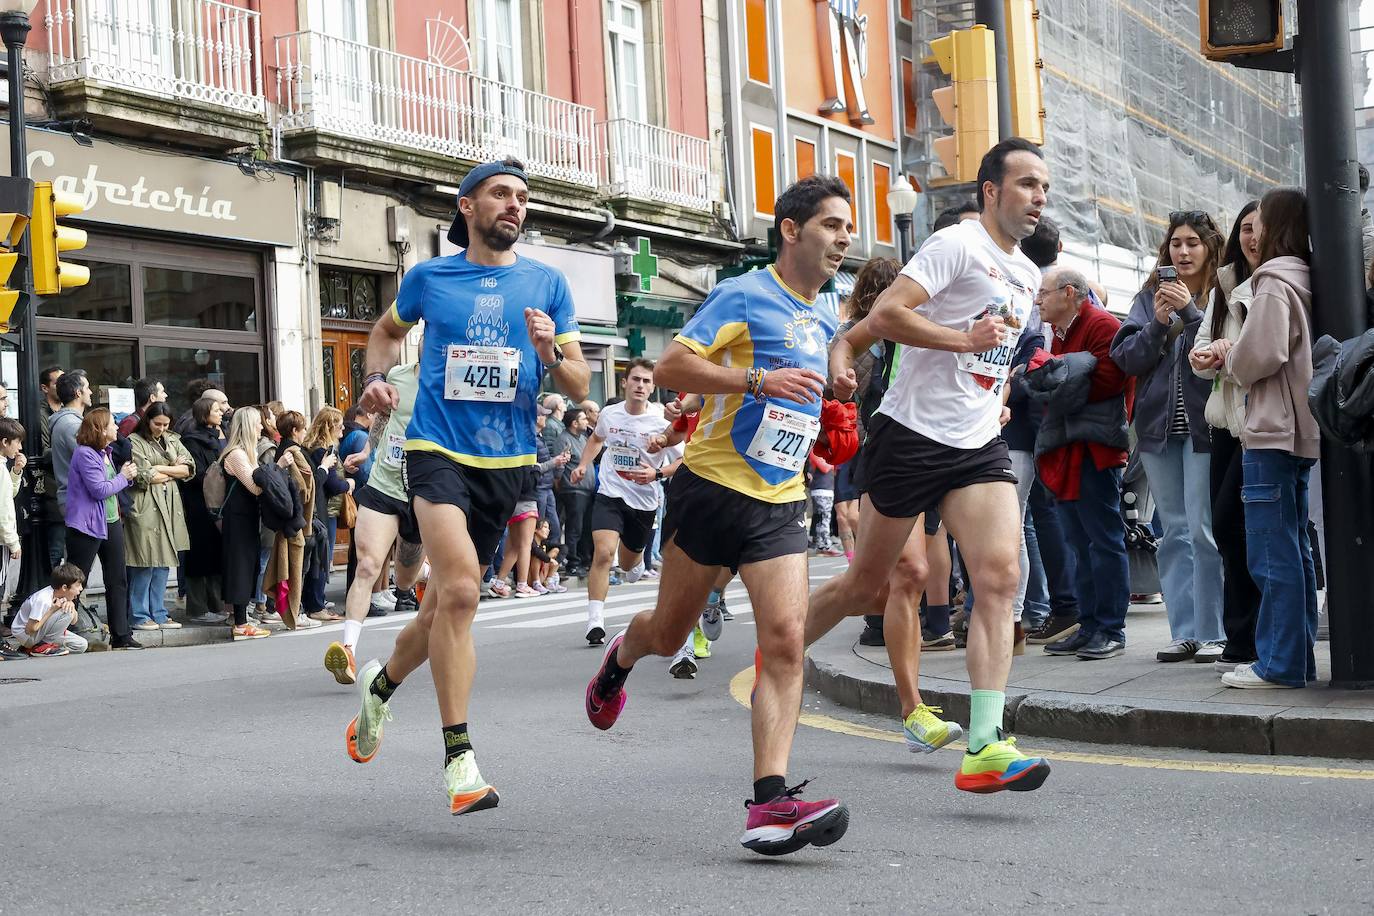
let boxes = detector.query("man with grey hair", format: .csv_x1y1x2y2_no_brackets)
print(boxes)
541,393,566,448
1029,266,1132,660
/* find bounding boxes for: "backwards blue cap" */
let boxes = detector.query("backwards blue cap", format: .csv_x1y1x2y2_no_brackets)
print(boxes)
447,159,530,248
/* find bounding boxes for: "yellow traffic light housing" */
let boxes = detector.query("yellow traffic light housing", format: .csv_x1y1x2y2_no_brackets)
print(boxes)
31,181,90,297
0,175,33,332
927,25,998,184
1200,0,1283,61
1003,0,1045,145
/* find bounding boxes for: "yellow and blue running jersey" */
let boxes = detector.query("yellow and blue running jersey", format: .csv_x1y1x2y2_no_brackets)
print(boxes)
674,266,837,503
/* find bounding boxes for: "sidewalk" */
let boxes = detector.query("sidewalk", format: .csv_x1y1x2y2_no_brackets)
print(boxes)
805,603,1374,761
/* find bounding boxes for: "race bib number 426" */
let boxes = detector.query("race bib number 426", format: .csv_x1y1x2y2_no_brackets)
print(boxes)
747,405,820,473
445,345,520,402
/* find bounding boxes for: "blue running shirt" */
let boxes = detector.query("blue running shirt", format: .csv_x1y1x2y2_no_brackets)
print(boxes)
390,253,580,468
674,267,837,503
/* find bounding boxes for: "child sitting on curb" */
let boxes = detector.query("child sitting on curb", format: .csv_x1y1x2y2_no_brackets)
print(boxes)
11,563,88,657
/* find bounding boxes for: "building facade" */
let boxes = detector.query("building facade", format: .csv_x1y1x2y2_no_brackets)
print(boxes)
12,0,731,419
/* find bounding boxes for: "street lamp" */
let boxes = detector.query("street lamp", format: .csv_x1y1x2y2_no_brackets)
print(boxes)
1,1,45,602
886,174,919,263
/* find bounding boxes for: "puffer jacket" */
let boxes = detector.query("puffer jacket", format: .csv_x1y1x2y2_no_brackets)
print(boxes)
1110,285,1212,453
1027,351,1130,456
1192,264,1254,437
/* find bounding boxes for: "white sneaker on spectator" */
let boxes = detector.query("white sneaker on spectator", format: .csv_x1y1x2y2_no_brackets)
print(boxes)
1194,640,1226,662
1221,662,1297,689
371,591,397,610
294,615,323,630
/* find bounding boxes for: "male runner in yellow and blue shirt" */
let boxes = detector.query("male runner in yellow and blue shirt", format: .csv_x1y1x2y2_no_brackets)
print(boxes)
585,175,851,857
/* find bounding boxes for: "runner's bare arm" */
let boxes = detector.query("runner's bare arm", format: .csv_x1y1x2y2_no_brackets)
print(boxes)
361,309,408,412
869,276,1005,353
656,341,824,405
570,432,605,484
829,319,880,401
525,308,590,402
647,424,689,454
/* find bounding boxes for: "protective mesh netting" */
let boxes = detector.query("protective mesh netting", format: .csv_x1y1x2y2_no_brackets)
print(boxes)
911,0,1304,251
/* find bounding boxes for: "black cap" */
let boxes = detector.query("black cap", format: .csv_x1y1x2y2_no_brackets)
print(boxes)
447,159,530,249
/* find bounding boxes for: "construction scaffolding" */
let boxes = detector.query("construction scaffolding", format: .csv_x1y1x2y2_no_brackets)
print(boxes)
908,0,1304,255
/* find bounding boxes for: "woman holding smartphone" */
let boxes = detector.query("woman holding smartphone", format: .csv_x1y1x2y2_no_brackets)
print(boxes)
1110,211,1226,664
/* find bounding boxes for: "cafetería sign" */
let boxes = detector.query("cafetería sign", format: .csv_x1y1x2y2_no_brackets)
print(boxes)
0,124,300,248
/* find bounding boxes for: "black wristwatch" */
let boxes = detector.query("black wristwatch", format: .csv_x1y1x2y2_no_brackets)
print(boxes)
542,347,565,370
654,467,664,481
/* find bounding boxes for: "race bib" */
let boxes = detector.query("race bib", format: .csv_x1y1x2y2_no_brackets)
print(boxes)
382,432,405,468
747,404,820,473
606,444,643,479
444,345,519,401
956,303,1025,390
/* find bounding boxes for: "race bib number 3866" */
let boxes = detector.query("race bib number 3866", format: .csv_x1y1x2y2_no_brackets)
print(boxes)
445,345,520,402
747,404,820,473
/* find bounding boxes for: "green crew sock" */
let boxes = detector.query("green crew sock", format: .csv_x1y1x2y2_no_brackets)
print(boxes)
968,689,1006,754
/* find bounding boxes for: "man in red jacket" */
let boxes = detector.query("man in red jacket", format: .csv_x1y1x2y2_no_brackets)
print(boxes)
1033,267,1133,660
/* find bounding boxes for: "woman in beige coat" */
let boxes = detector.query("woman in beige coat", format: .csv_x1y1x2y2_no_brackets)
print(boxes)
263,410,319,630
126,402,194,630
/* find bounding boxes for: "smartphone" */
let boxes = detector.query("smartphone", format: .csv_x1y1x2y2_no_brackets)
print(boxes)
1157,266,1179,282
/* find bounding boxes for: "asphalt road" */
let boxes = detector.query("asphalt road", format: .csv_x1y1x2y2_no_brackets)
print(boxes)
4,562,1373,915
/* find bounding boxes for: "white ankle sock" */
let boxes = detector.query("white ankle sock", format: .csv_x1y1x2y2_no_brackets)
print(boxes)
343,620,362,650
587,600,605,629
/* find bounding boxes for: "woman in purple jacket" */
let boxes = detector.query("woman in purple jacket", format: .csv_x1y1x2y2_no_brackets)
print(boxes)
65,407,137,649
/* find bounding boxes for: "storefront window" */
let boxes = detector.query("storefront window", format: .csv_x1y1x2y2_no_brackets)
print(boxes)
40,261,133,324
144,267,256,331
144,345,261,415
37,338,138,406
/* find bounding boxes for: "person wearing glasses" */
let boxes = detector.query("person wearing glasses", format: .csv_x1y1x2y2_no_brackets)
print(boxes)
1109,211,1227,665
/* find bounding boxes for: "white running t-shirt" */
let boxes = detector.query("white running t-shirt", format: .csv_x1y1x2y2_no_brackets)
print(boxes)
877,219,1040,449
594,401,670,512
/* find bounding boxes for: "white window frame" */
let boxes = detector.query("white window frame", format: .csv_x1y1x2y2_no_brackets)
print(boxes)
474,0,524,88
605,0,649,123
308,0,369,123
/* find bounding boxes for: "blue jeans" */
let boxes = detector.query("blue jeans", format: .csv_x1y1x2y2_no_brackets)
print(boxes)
253,546,270,606
1056,456,1130,642
1029,478,1079,619
1022,510,1050,627
1140,439,1225,643
129,566,171,625
1243,449,1318,687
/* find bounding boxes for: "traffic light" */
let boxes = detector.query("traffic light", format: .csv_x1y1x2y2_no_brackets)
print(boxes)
1003,0,1045,145
928,25,998,184
0,177,33,332
30,181,89,296
1200,0,1283,61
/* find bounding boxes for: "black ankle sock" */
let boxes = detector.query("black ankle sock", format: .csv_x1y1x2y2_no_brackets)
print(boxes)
754,775,786,805
597,645,634,690
925,604,952,636
370,665,400,703
443,723,473,766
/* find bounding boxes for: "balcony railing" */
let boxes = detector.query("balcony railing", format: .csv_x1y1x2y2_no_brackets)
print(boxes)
598,119,711,212
46,0,264,116
275,31,597,189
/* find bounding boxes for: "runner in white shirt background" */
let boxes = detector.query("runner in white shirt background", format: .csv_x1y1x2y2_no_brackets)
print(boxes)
570,358,682,645
807,138,1054,794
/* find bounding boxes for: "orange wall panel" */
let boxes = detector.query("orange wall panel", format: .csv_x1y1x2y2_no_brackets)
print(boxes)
872,161,893,245
836,150,857,234
746,0,770,85
795,139,817,179
752,128,777,216
781,0,895,142
900,0,913,20
901,57,917,134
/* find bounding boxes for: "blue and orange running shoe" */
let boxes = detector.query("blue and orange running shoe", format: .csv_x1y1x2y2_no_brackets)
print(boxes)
954,729,1050,794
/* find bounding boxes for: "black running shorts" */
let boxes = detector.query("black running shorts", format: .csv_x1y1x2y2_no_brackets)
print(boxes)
590,493,657,554
402,451,525,566
661,466,807,571
355,483,422,545
857,414,1016,520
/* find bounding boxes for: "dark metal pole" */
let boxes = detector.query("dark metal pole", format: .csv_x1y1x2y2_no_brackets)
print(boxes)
895,213,913,263
1297,0,1374,688
1,9,46,603
974,0,1012,140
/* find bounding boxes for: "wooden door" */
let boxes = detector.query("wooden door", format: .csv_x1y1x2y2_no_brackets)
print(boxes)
321,329,371,566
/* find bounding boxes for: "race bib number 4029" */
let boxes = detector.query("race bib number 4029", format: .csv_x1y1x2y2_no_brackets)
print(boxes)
444,345,520,402
747,404,820,473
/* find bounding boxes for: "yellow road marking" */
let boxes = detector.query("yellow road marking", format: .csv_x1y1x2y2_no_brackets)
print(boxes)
728,668,1374,781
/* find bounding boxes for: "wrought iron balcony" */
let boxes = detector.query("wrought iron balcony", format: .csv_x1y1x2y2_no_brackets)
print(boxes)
597,118,712,212
275,31,597,188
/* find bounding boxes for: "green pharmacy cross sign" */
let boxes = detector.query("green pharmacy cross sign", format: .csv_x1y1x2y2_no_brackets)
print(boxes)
631,236,658,292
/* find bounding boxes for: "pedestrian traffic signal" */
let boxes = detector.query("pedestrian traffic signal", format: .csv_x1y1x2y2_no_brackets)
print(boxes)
0,176,33,332
30,181,89,296
1003,0,1045,145
1199,0,1283,61
928,25,998,184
